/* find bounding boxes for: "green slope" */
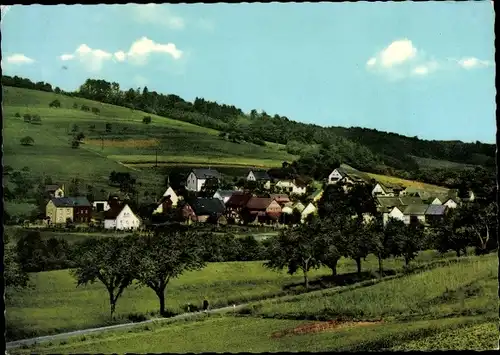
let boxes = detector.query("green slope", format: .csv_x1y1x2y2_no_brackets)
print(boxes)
3,86,296,190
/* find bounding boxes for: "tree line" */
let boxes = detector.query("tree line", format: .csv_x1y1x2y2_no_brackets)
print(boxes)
3,74,495,178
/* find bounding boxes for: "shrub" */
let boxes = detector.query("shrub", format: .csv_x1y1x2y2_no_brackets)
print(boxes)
142,116,152,124
20,136,34,146
80,105,90,112
76,132,85,141
49,99,61,108
91,107,100,115
73,102,79,109
14,112,21,118
71,140,80,149
23,114,32,123
31,114,42,124
127,313,148,322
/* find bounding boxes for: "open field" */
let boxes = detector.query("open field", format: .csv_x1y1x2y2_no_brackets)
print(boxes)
411,156,477,170
365,172,450,193
3,86,295,192
5,249,463,341
13,253,497,353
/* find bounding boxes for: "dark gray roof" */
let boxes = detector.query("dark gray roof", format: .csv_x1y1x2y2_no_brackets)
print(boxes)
51,197,91,207
403,204,429,215
192,168,221,179
425,205,447,216
399,196,425,205
191,198,226,216
251,170,270,180
45,184,62,192
377,197,404,208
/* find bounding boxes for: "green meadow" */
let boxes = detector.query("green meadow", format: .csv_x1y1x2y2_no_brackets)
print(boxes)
12,253,497,353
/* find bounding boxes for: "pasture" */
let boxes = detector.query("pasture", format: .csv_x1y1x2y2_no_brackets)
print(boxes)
2,86,295,194
365,171,450,193
5,249,469,341
13,253,497,353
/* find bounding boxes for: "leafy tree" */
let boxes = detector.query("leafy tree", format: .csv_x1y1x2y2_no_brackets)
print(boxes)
385,219,425,267
365,217,389,275
143,116,152,124
16,231,47,272
71,124,79,133
20,136,34,146
15,112,21,118
428,208,470,257
76,132,85,141
132,229,206,316
460,202,497,255
105,123,112,133
312,217,344,276
68,177,81,196
54,87,61,94
72,236,136,319
49,99,61,108
91,107,100,115
345,216,373,274
71,139,80,149
265,225,322,289
4,232,30,289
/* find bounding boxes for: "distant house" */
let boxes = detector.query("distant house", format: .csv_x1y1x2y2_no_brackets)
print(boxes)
425,205,448,224
92,191,111,212
213,189,236,204
152,195,173,215
243,197,282,224
383,206,406,226
269,193,291,206
225,192,254,224
403,204,429,226
45,184,65,198
246,170,271,189
300,202,317,222
178,202,197,224
104,204,141,230
400,187,432,201
274,179,307,195
161,186,179,206
293,201,306,213
46,197,91,225
189,197,227,224
372,182,405,197
186,168,222,192
376,196,424,214
430,193,459,209
327,164,368,187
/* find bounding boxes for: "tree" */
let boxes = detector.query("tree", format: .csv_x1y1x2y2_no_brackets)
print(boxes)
72,237,136,319
16,231,47,272
71,139,80,149
20,136,35,146
76,132,85,141
265,225,322,289
23,114,32,123
345,216,373,274
143,116,152,124
132,230,206,316
429,208,470,257
385,219,425,267
365,217,389,275
73,102,79,109
15,112,21,118
91,107,100,115
460,202,497,255
71,124,79,133
68,177,81,196
31,114,42,124
54,87,61,94
105,123,112,133
313,217,344,277
49,99,61,108
4,232,30,289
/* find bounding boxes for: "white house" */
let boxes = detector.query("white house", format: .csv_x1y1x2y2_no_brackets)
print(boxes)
162,186,179,206
213,189,235,204
293,201,306,213
93,200,111,212
275,180,307,195
104,204,141,230
247,170,271,189
383,206,405,226
282,205,294,215
301,202,317,222
402,205,429,226
186,168,222,192
443,198,458,209
372,182,404,197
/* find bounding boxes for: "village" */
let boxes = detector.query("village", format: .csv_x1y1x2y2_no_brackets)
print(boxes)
39,163,475,232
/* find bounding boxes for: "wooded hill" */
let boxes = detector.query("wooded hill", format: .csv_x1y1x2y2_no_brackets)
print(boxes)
2,75,495,179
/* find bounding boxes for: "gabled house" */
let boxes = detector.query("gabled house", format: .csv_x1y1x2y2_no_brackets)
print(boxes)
225,192,254,224
190,197,227,224
46,197,92,225
382,206,406,226
430,193,459,209
372,182,405,197
425,205,448,224
403,204,429,226
160,186,179,207
327,164,368,186
213,189,236,204
293,201,306,213
376,196,424,214
246,170,271,189
152,195,173,215
399,187,432,201
186,168,222,192
300,202,317,222
243,197,282,224
104,204,141,230
269,193,291,206
92,191,112,212
45,184,65,198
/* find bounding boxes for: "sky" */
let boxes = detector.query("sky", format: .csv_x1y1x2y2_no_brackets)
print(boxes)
1,2,496,144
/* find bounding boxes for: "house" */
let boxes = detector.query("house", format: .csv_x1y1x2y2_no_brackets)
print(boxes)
269,193,291,206
186,168,222,192
160,186,179,206
282,205,294,215
152,195,173,215
45,184,65,198
225,192,254,224
430,192,459,209
178,201,197,224
91,191,111,212
399,187,432,201
189,197,227,224
104,204,141,230
293,201,306,213
376,196,424,214
46,197,92,225
300,202,317,222
327,164,369,186
402,204,429,226
372,182,405,197
243,197,282,224
308,189,323,203
246,170,271,189
213,189,236,204
383,206,406,226
425,205,448,224
274,179,307,195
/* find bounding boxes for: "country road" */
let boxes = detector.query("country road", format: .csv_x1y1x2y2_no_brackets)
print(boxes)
6,304,246,350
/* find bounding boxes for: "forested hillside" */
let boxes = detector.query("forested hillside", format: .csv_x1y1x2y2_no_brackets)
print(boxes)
2,75,495,180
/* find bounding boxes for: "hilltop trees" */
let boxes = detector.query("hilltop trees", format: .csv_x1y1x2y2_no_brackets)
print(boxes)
49,99,61,108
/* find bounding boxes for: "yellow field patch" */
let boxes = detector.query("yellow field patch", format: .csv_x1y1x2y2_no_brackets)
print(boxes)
366,173,448,192
83,138,159,148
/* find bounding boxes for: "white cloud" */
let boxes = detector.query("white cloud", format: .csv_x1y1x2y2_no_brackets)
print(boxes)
379,39,417,68
133,4,185,30
6,53,35,65
411,60,439,77
457,57,492,69
58,37,183,72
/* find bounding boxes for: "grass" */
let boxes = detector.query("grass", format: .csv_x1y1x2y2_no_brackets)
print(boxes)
411,156,477,170
4,201,38,218
14,253,497,353
5,249,469,341
2,86,295,193
365,171,450,192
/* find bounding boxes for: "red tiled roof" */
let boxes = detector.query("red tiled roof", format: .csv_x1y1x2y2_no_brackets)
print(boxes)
246,197,273,210
226,192,253,208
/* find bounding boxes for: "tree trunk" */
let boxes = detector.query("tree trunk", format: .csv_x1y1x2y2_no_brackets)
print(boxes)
303,270,309,290
404,256,409,267
329,257,339,277
109,293,116,320
378,256,383,276
455,249,461,257
355,257,362,274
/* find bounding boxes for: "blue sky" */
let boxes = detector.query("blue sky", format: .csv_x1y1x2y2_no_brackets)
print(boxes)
1,2,495,143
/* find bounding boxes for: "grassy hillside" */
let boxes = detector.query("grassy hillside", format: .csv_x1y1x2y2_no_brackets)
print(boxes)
365,172,449,193
15,254,496,352
2,86,296,192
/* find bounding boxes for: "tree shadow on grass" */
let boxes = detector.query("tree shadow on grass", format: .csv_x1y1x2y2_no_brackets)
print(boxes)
282,269,397,292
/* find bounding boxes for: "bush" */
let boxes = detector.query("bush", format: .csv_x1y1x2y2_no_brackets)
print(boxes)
31,114,42,124
23,114,31,123
80,105,90,112
73,102,79,109
142,116,152,124
127,313,148,322
49,99,61,108
91,107,100,115
71,140,80,149
15,112,21,118
20,136,34,146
